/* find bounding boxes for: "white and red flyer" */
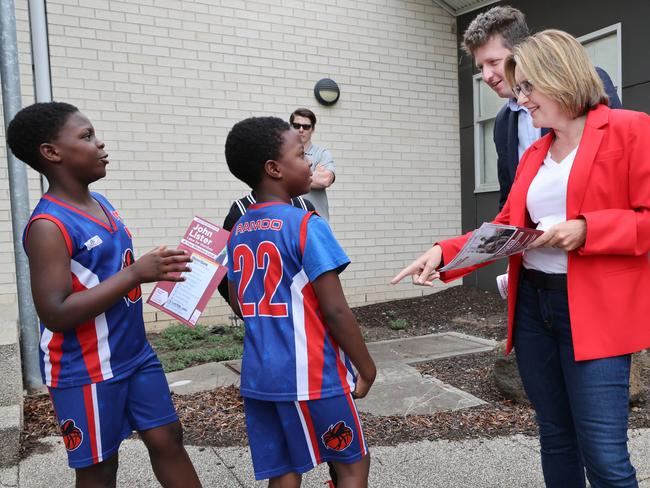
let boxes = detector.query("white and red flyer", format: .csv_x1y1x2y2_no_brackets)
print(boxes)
438,222,543,273
147,216,229,327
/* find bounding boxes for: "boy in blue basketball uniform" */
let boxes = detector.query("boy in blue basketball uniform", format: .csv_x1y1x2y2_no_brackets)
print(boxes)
224,117,376,487
7,102,202,488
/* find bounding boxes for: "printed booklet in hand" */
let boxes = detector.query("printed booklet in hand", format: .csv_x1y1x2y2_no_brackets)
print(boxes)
438,223,542,273
147,216,229,327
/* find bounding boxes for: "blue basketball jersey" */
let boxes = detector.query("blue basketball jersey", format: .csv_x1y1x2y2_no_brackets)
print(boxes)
227,202,354,401
23,192,155,388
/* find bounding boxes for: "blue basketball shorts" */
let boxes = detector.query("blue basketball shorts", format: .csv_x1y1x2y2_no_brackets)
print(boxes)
244,392,368,480
48,354,178,468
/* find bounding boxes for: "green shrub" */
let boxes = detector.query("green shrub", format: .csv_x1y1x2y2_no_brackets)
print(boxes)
389,318,408,331
149,323,246,372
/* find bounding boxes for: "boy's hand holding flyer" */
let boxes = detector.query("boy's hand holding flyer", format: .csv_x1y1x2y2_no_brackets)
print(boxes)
148,217,229,327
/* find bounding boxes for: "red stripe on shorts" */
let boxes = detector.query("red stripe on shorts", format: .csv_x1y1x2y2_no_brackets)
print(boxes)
82,384,99,464
345,393,367,457
299,401,322,465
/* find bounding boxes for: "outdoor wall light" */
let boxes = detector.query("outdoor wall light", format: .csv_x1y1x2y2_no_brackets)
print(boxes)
314,78,340,106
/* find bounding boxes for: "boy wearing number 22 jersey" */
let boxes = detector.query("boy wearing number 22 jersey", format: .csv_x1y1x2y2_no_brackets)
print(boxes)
230,203,354,399
225,117,375,486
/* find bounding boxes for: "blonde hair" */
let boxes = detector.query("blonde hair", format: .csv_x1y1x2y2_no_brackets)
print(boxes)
504,29,608,118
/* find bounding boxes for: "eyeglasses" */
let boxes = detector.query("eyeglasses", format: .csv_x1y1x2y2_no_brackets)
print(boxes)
513,80,534,99
291,123,312,131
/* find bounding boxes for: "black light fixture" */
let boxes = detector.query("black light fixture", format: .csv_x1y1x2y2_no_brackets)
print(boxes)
314,78,340,106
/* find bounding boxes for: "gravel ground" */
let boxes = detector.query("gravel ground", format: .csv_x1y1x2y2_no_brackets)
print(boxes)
21,286,650,456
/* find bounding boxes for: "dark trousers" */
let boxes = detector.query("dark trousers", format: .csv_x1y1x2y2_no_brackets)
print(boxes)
514,278,637,488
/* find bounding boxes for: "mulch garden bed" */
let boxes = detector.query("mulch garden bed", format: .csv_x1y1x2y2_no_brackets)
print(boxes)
354,285,508,343
20,286,650,457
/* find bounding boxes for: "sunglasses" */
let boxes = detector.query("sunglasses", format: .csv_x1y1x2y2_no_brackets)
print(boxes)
292,123,312,131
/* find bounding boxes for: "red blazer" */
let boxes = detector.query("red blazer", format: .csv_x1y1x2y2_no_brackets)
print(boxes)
439,105,650,360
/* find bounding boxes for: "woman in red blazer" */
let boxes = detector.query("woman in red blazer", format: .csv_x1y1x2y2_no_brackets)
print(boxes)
393,30,650,488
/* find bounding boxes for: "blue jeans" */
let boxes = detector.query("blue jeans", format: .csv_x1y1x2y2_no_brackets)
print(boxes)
514,278,637,488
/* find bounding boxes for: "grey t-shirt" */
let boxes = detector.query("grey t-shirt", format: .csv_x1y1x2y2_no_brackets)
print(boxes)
304,143,335,220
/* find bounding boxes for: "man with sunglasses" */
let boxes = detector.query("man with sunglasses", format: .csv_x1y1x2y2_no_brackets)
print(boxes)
290,108,335,220
462,6,621,209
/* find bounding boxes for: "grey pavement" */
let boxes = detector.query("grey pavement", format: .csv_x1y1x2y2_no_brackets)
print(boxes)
167,362,240,395
7,332,650,486
5,429,650,487
364,332,495,365
0,307,22,469
166,332,496,416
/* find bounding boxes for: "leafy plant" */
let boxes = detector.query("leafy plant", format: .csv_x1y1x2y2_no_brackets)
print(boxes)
150,323,245,372
161,346,243,372
389,318,408,331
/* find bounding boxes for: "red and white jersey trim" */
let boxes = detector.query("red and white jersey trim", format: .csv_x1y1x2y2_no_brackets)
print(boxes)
41,259,114,387
292,269,310,399
291,268,354,401
40,328,58,386
338,346,356,392
70,259,113,382
83,383,103,464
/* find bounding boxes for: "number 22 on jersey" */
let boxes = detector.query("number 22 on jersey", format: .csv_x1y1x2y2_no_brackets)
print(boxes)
233,241,289,318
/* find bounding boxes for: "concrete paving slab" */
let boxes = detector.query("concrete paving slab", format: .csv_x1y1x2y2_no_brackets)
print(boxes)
0,466,18,487
166,361,240,395
630,428,650,483
0,405,21,468
18,437,241,488
211,437,543,487
0,317,18,345
373,362,423,385
15,430,650,487
223,360,242,374
0,315,22,408
368,436,544,487
366,332,496,365
356,375,485,416
115,440,239,487
19,438,73,488
163,333,496,416
214,446,333,487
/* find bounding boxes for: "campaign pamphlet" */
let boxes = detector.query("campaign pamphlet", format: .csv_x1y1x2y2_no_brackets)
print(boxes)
438,223,543,273
496,273,508,299
147,217,229,327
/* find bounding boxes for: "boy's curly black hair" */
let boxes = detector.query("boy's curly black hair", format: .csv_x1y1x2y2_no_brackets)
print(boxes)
6,101,79,173
225,116,291,189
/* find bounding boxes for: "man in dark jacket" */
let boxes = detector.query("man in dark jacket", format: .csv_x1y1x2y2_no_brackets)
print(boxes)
462,6,622,209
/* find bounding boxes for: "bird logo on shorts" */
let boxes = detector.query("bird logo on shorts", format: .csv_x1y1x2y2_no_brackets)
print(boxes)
60,419,83,451
321,420,354,451
122,248,142,304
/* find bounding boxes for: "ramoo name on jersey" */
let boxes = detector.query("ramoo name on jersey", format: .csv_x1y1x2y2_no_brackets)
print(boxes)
235,218,283,235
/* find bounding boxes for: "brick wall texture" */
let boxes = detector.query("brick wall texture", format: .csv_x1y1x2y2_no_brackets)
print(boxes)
0,0,461,329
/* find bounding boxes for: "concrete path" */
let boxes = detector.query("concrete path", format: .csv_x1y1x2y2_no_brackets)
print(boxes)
7,332,649,486
4,429,650,487
166,332,497,416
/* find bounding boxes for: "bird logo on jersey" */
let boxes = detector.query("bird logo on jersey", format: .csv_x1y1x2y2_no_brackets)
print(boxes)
60,419,83,451
122,248,142,304
321,420,354,451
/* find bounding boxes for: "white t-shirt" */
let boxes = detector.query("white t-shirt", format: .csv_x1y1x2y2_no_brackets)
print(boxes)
523,146,578,273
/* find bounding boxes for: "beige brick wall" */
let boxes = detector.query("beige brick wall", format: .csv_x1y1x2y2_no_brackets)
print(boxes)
0,0,461,329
